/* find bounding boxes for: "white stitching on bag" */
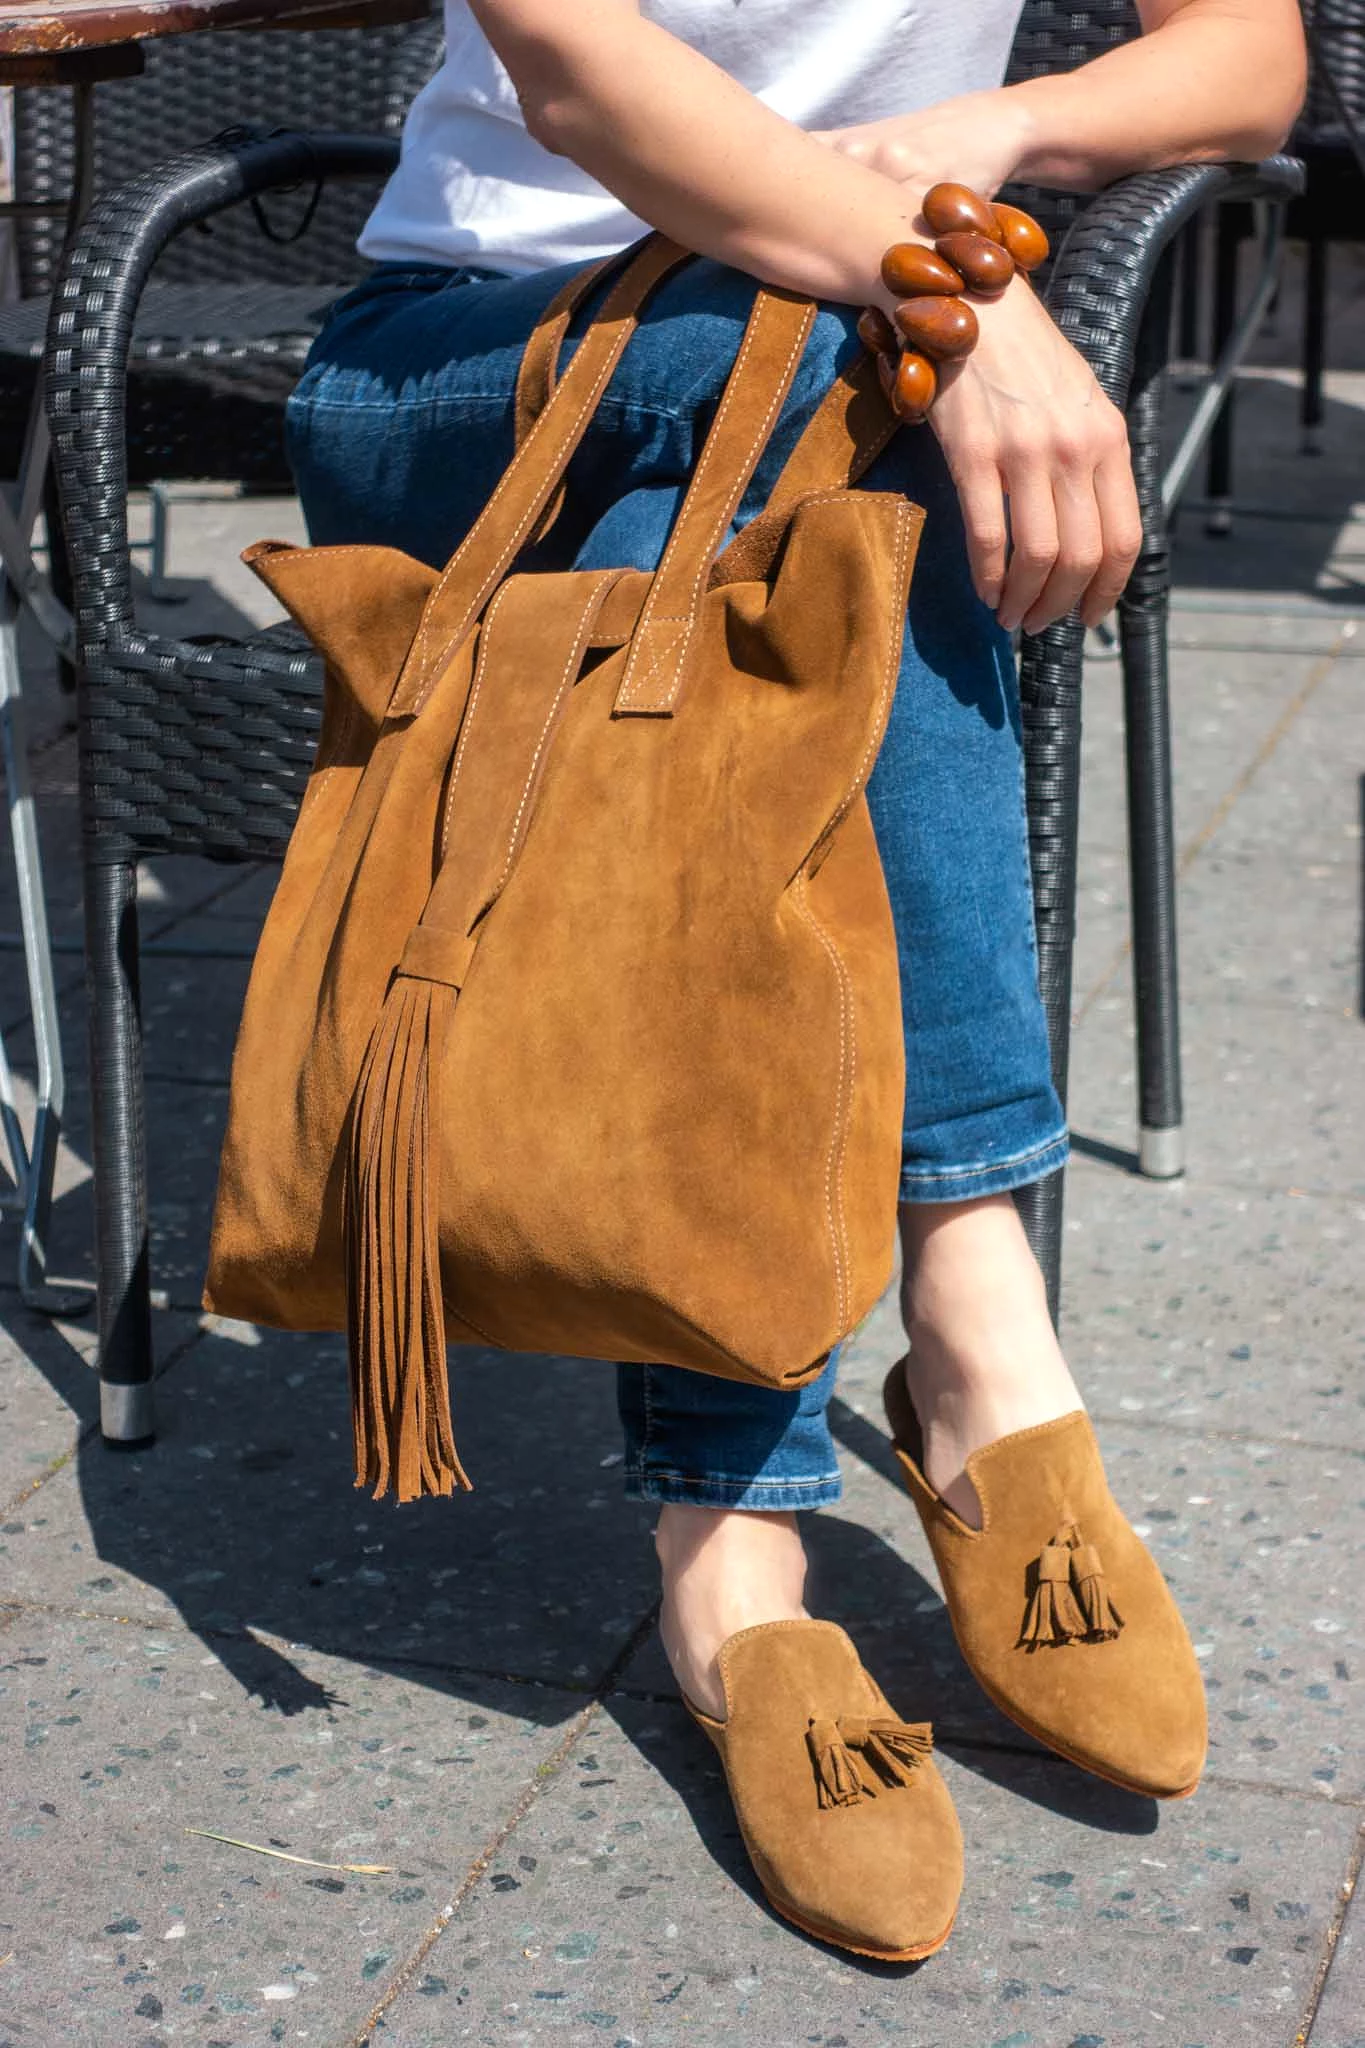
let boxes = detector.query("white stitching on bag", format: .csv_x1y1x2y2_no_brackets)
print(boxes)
409,256,679,707
439,578,518,857
786,499,913,1334
616,306,812,713
490,572,620,900
792,867,851,1334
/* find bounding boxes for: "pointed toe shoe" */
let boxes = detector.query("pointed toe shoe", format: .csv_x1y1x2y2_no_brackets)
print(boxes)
686,1618,963,1961
884,1364,1206,1800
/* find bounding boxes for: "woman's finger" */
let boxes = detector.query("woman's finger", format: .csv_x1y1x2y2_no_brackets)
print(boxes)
947,452,1010,613
996,459,1057,632
1020,463,1103,635
1079,440,1144,626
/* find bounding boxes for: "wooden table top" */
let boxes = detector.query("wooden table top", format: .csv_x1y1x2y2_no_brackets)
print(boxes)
0,0,429,65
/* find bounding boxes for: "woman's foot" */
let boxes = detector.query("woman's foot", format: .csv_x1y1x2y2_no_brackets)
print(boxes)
655,1503,810,1719
900,1194,1084,1528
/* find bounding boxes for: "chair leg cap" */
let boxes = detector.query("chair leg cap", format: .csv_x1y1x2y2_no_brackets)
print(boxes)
1139,1124,1185,1179
100,1379,155,1445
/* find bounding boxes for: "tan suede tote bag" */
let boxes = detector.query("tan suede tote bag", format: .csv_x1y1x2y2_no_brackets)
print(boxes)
205,236,923,1499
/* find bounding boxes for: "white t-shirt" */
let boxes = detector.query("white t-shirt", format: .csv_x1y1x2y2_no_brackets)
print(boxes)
361,0,1026,274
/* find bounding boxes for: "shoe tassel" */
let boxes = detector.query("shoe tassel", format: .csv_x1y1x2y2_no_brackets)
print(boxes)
345,971,470,1503
1019,1524,1123,1647
806,1714,934,1809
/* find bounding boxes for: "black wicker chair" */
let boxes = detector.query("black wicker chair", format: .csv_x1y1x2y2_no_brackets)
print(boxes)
44,11,1302,1447
1,11,444,488
0,8,442,1313
1206,0,1364,510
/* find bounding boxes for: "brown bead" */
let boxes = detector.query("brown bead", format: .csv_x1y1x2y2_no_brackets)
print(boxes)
894,294,979,362
991,201,1049,273
880,242,965,299
890,349,937,423
857,305,898,356
922,180,1003,243
934,232,1015,298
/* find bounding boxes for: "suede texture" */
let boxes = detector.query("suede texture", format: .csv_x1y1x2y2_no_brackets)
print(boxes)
690,1620,962,1961
204,237,921,1498
883,1365,1207,1799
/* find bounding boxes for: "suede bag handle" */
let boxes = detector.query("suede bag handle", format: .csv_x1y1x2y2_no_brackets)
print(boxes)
512,251,624,549
388,234,692,719
396,236,897,724
610,283,817,717
512,251,621,453
512,258,900,559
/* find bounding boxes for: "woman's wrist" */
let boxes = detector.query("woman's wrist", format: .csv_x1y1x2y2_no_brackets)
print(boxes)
864,185,1050,422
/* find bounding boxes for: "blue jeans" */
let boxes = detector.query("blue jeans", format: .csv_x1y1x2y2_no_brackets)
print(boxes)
286,255,1068,1512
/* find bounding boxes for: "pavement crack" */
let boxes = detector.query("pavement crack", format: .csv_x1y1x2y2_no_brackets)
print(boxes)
340,1600,661,2048
1086,1409,1365,1456
1294,1813,1364,2046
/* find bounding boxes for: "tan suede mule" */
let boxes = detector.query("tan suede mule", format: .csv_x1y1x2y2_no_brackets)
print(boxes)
684,1618,962,1961
883,1364,1207,1800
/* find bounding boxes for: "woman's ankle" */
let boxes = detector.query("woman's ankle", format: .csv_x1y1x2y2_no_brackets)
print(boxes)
897,1194,1083,1523
655,1504,809,1719
899,1193,1075,1392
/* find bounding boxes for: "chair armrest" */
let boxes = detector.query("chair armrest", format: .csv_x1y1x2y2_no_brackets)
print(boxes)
43,129,398,649
1041,155,1305,404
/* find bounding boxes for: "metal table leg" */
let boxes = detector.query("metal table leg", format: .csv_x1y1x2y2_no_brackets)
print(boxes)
0,81,90,1309
0,576,79,1310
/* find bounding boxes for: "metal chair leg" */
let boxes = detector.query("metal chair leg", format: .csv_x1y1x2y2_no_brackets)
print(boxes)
0,579,81,1312
1121,264,1184,1180
1301,229,1328,455
1014,613,1088,1327
1162,201,1286,519
85,855,156,1446
1176,215,1204,366
1203,204,1242,533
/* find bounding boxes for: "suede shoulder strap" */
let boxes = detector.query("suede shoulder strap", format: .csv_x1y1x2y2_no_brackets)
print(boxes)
513,273,900,584
711,350,900,587
389,234,691,719
513,252,621,452
611,286,817,718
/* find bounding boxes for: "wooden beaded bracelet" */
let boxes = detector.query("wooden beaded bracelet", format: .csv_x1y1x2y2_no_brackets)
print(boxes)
860,183,1049,424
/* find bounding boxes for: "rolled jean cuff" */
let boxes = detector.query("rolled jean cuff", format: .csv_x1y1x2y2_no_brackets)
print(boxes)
899,1126,1070,1205
621,1464,843,1511
617,1354,842,1511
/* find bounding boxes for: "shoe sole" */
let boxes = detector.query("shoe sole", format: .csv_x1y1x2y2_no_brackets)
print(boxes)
761,1885,957,1965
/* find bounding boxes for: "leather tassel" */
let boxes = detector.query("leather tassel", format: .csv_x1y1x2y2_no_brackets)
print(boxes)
805,1714,931,1806
345,974,470,1502
806,1716,868,1809
1071,1541,1124,1641
1019,1537,1088,1647
861,1718,934,1787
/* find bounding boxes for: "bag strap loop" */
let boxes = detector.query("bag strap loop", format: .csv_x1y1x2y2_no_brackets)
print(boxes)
512,251,623,549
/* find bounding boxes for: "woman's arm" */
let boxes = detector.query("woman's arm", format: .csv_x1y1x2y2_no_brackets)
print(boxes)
468,0,1297,636
469,0,929,306
819,0,1307,198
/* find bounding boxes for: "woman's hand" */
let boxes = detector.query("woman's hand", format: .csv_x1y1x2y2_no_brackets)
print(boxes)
813,91,1035,202
924,277,1142,634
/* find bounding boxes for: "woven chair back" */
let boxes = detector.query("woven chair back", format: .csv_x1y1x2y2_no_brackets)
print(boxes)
1297,0,1365,148
12,9,443,296
1003,0,1142,265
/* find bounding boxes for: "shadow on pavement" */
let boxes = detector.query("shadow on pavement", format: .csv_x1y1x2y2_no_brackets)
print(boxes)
1168,377,1365,603
15,1322,658,1722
